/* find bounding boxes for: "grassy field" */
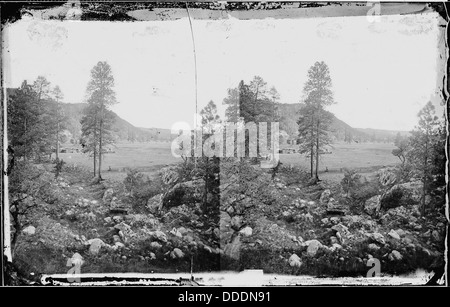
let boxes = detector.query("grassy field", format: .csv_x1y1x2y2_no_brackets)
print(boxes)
279,142,399,183
59,141,399,182
58,141,179,181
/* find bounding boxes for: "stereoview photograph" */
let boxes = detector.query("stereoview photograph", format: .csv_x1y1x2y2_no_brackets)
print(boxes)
1,1,448,286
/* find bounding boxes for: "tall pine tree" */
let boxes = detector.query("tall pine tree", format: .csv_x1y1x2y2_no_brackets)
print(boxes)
81,61,117,180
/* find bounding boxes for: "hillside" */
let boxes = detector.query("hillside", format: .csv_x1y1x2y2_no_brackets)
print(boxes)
61,103,173,143
278,103,406,143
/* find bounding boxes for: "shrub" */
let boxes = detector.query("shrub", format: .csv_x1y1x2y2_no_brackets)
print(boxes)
340,169,362,197
279,165,310,185
123,169,164,211
380,186,404,210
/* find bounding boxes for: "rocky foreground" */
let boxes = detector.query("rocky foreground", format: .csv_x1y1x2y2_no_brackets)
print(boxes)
11,162,446,284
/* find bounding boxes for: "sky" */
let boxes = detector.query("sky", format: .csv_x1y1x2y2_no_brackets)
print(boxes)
2,11,445,131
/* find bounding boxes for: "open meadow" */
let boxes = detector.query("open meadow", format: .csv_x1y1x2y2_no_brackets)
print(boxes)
58,141,399,183
58,141,180,181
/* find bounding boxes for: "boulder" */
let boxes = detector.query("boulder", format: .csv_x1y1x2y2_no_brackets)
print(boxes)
170,248,185,259
170,228,183,238
305,239,323,257
150,230,168,243
368,243,380,251
239,226,253,237
288,254,302,268
150,241,162,250
88,238,105,255
330,243,343,252
388,229,401,240
364,195,381,216
22,225,36,236
327,198,346,215
163,179,205,208
388,250,403,261
395,229,406,237
368,232,386,245
388,181,423,203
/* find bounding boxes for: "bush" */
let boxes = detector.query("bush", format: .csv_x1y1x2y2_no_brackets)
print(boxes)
380,186,404,210
123,169,164,211
278,165,309,185
340,169,362,197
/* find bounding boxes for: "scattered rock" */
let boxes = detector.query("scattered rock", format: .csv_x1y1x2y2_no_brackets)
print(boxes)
388,229,401,240
331,223,349,236
239,226,253,237
104,217,112,224
330,243,342,252
289,254,302,268
150,241,162,250
88,238,105,255
305,240,323,257
149,252,156,260
170,248,185,259
170,228,183,238
388,250,403,261
150,230,168,243
368,243,380,251
22,225,36,236
368,232,385,245
395,229,406,237
327,198,345,215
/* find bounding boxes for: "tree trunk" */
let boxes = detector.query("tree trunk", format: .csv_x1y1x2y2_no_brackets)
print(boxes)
56,122,60,161
93,148,97,178
98,119,103,180
315,117,320,181
422,136,428,216
310,143,314,178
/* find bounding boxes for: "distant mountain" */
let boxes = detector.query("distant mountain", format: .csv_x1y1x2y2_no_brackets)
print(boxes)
278,103,406,143
60,103,173,143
